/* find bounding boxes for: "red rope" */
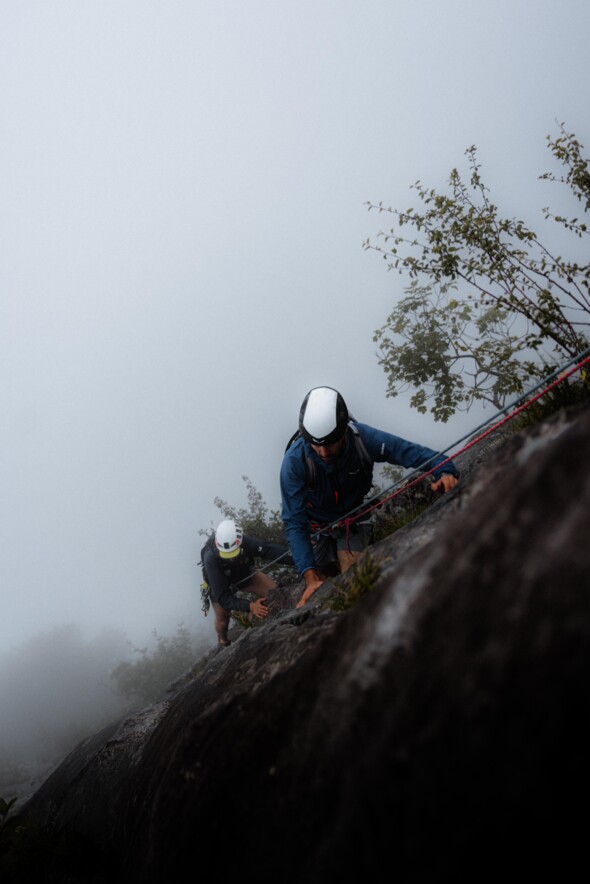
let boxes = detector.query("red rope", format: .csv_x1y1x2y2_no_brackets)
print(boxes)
342,353,590,536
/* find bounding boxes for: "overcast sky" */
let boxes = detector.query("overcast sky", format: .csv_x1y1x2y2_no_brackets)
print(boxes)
1,0,588,654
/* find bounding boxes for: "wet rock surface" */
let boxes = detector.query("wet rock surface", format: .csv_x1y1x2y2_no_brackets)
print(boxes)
12,404,590,883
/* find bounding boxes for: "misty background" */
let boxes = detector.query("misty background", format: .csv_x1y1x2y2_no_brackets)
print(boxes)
1,1,589,779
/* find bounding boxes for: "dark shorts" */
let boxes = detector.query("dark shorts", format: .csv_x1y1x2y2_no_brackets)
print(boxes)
311,521,372,569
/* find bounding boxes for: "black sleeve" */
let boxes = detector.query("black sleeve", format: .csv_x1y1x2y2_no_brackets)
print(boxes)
242,536,296,568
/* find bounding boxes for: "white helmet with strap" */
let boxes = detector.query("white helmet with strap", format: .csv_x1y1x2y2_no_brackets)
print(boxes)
299,386,349,445
215,519,244,559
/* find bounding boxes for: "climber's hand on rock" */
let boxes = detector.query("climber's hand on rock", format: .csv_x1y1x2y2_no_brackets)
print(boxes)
431,473,459,494
250,598,269,619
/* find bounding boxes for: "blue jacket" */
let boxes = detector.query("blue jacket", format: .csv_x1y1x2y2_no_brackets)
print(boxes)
280,421,459,575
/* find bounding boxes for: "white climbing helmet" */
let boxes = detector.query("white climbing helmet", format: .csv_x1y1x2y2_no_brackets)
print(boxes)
299,386,349,445
215,519,243,559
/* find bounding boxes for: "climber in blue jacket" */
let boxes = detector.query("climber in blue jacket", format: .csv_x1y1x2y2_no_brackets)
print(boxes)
280,386,460,608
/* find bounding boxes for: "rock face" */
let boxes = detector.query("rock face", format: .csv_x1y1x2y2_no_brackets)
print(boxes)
15,404,590,883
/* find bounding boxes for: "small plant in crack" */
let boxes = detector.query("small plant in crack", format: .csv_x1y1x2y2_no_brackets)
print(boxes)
326,551,381,612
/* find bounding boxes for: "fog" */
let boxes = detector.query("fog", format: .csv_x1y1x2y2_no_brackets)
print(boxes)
1,1,589,670
0,625,131,766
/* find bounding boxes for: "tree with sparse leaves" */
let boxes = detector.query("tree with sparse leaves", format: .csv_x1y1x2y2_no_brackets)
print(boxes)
365,123,590,421
111,625,208,705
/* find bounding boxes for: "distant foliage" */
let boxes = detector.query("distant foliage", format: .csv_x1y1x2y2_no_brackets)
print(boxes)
111,624,208,706
365,122,590,421
211,475,287,544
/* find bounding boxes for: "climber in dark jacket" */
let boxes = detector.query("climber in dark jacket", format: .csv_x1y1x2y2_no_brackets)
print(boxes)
280,386,460,608
202,518,295,647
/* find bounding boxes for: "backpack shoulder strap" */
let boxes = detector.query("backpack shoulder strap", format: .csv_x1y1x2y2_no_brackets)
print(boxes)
198,533,216,567
348,421,373,474
284,429,318,491
285,430,301,453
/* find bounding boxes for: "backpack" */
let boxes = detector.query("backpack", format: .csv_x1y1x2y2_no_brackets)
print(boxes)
285,420,373,491
199,533,216,585
198,533,217,616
